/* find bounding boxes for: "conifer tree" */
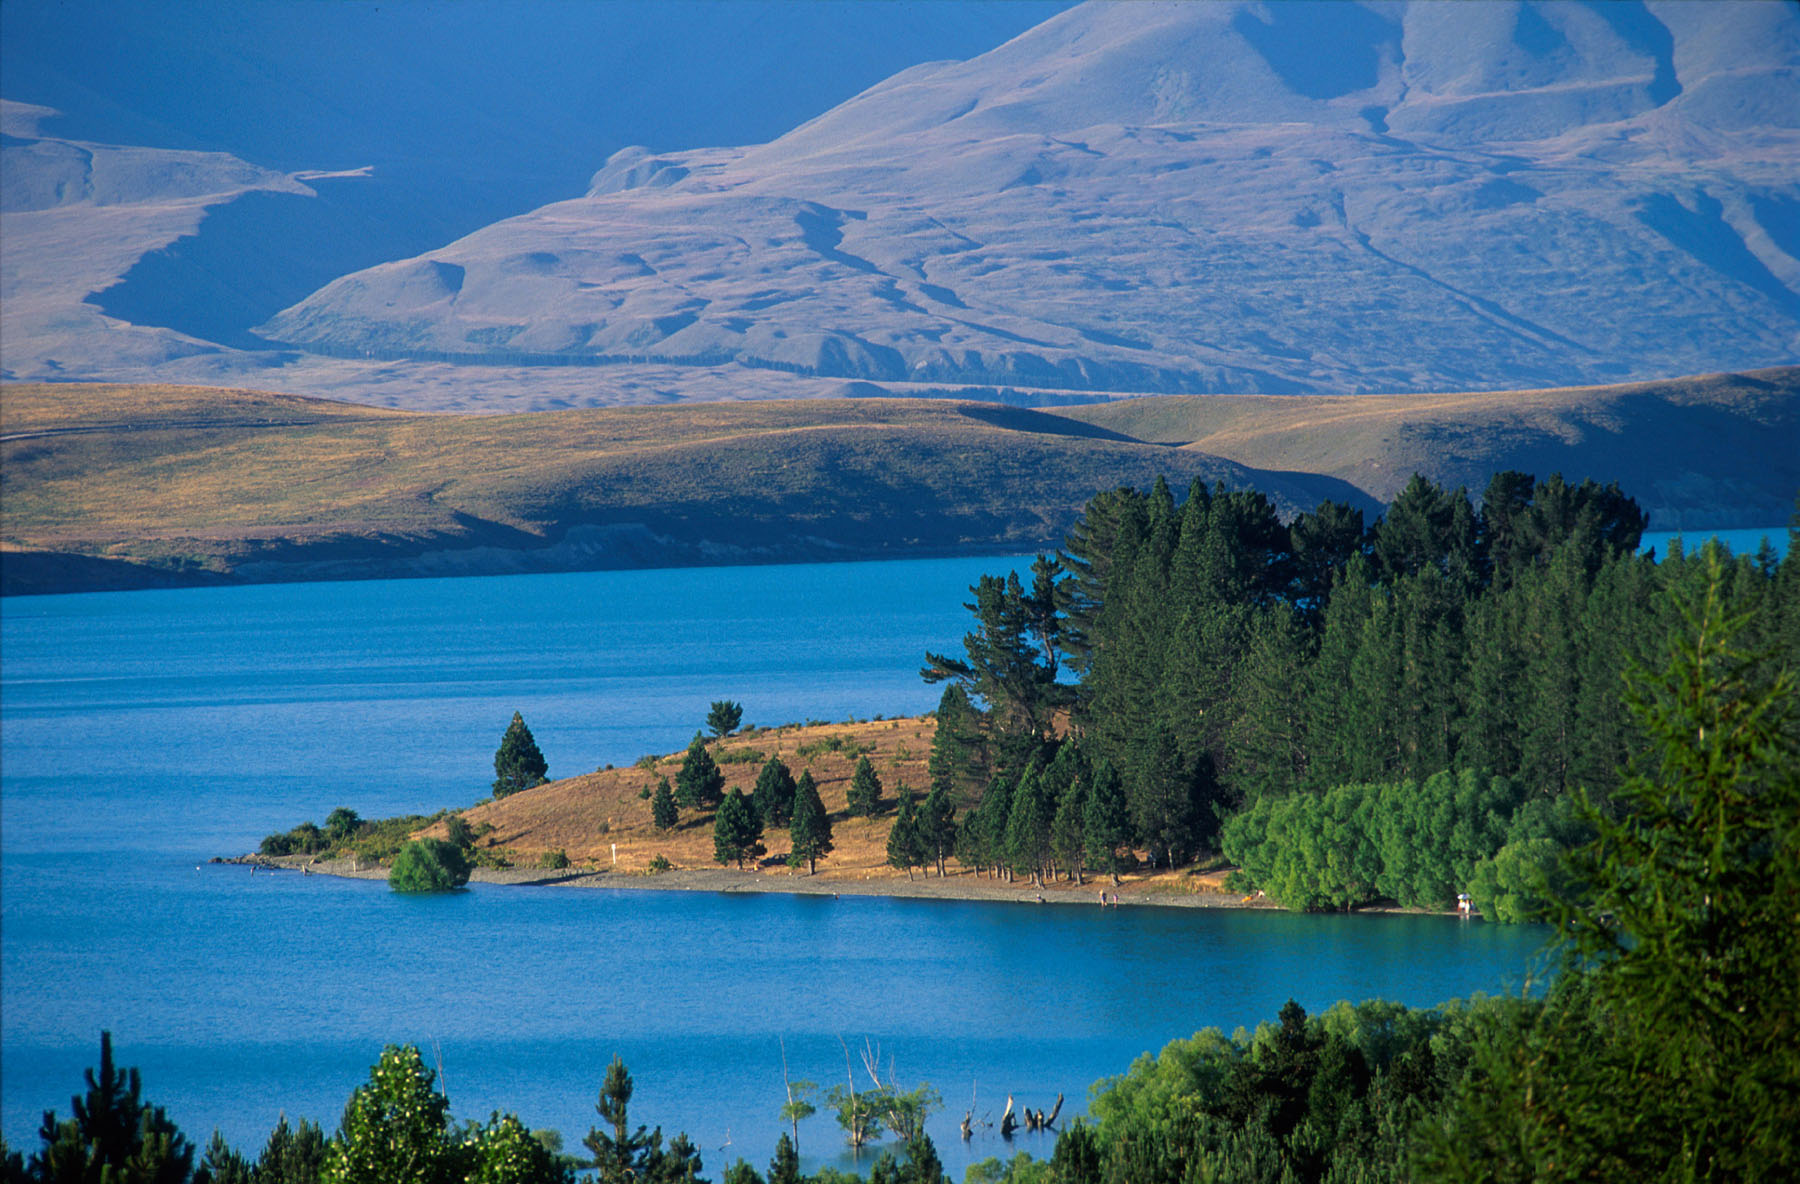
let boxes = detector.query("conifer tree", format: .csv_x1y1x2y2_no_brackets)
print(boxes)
585,1057,652,1184
675,734,725,809
712,789,765,869
196,1130,255,1184
1052,769,1089,884
257,1115,327,1184
920,782,957,877
650,778,679,831
493,711,549,798
751,756,798,828
846,755,883,817
788,772,833,875
927,684,986,796
1005,766,1054,884
1083,759,1132,883
31,1031,195,1184
705,700,743,739
885,787,926,879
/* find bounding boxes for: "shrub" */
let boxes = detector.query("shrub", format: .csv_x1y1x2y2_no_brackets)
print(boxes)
388,839,470,892
647,855,672,874
717,747,767,765
538,849,571,870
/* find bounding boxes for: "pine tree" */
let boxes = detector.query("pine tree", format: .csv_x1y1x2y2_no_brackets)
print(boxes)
1052,768,1090,884
1083,759,1132,883
885,787,926,879
705,700,743,738
196,1129,255,1184
846,755,883,817
712,789,765,870
751,757,798,828
927,683,986,796
493,711,549,798
920,782,957,877
31,1031,195,1184
651,778,679,831
1004,766,1054,884
585,1057,652,1184
257,1115,327,1184
675,734,724,809
788,772,833,875
767,1134,802,1184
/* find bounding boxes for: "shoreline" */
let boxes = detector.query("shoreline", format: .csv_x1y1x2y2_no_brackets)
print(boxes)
231,855,1469,917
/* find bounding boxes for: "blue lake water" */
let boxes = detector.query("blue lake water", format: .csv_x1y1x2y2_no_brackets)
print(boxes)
2,558,1550,1176
1639,525,1790,560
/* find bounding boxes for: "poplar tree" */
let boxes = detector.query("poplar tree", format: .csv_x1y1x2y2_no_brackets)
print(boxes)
675,734,724,809
493,711,549,798
846,755,883,817
788,772,833,875
323,1045,458,1184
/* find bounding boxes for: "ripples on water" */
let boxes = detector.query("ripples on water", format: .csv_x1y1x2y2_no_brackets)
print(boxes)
2,559,1549,1175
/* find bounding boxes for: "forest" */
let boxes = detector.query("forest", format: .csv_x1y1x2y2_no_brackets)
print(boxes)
920,472,1800,919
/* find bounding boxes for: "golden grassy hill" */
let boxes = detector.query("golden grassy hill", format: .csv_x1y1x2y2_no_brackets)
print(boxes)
1057,366,1800,527
431,716,938,876
0,382,1353,594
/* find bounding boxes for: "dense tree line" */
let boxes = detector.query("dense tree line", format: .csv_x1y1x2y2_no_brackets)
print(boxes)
923,471,1799,908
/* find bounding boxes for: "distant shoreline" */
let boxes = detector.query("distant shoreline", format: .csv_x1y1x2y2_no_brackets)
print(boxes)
231,854,1477,916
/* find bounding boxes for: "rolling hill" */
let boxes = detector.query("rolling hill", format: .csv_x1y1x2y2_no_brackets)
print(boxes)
4,367,1792,596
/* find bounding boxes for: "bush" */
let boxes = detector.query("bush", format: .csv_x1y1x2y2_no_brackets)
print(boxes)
388,839,471,892
717,747,766,764
647,855,672,874
538,849,571,870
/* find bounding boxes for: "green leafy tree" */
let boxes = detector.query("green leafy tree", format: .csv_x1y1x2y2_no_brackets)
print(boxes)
324,808,363,843
323,1045,460,1184
675,735,725,810
787,771,833,875
751,757,798,828
256,1115,326,1184
919,782,957,877
706,700,743,739
493,712,549,798
30,1031,195,1184
712,789,766,869
465,1112,572,1184
885,787,926,879
846,755,883,818
388,839,470,893
650,778,679,831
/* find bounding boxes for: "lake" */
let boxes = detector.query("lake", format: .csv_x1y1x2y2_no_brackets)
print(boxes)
2,557,1549,1176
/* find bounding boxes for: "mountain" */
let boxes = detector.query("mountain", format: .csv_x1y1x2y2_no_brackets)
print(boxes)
252,0,1800,403
3,2,1795,410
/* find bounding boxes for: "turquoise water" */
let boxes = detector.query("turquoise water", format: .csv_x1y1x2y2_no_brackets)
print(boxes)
1640,525,1790,560
2,559,1548,1175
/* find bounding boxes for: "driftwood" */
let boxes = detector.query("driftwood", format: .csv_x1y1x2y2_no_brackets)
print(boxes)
1000,1095,1018,1138
1023,1094,1064,1132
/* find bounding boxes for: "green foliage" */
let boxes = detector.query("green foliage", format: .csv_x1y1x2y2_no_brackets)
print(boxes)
29,1031,195,1184
194,1129,254,1184
388,839,471,893
493,711,549,798
444,814,475,851
464,1112,573,1184
651,778,679,831
323,1045,459,1184
536,849,570,870
256,1115,327,1184
716,747,766,765
646,855,672,874
751,757,798,829
885,787,927,878
712,789,766,869
787,772,833,875
927,684,987,798
919,782,957,877
675,735,725,809
1421,557,1800,1181
324,808,363,842
706,700,744,739
583,1057,704,1184
795,734,874,760
847,755,883,817
260,820,331,857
